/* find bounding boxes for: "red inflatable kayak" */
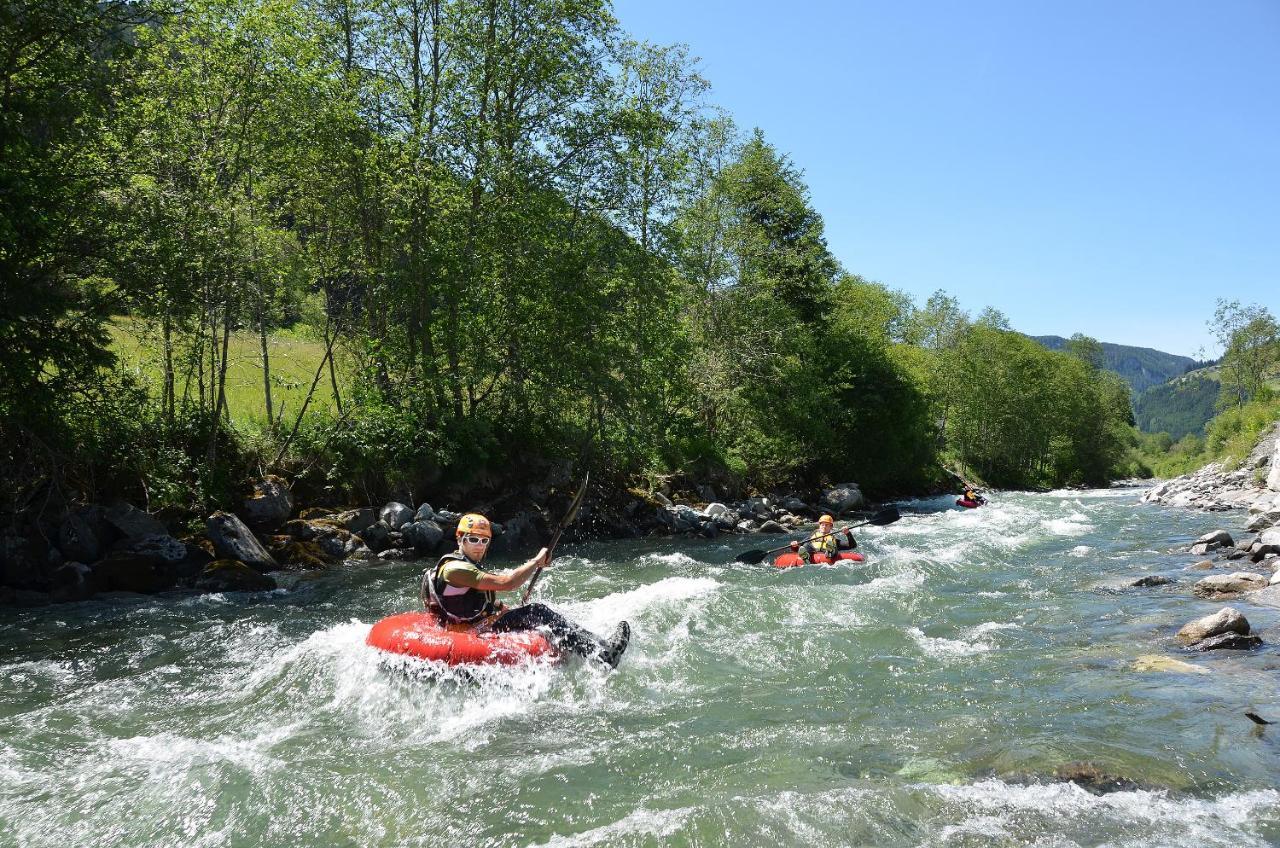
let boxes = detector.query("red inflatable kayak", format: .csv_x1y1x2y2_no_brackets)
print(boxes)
773,551,866,568
366,611,555,666
956,498,982,509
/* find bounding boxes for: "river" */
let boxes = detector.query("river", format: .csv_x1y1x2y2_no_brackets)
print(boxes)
2,489,1278,846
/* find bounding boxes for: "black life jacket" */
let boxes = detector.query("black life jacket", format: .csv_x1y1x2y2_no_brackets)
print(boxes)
421,551,497,623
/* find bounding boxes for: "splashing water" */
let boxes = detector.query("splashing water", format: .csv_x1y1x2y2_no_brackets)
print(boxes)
2,489,1278,846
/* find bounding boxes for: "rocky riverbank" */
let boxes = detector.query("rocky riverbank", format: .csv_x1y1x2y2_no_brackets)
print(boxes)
1131,418,1280,659
0,474,883,607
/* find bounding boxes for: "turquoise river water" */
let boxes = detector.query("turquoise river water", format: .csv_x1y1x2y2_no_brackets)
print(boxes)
2,489,1279,846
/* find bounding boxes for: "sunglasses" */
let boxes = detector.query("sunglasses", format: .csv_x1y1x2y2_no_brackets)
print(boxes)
462,535,491,546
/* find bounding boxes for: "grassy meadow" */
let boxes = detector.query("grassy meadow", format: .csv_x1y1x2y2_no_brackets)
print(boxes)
108,318,346,428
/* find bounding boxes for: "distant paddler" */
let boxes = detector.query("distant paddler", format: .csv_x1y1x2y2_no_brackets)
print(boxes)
800,514,858,564
421,512,630,667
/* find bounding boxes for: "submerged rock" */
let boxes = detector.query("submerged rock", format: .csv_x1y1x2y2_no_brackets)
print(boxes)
195,559,277,593
1131,575,1172,588
1051,762,1145,795
1176,606,1250,646
1131,654,1209,674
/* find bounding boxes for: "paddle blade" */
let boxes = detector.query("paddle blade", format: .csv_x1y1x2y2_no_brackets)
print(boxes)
735,549,769,565
868,506,900,526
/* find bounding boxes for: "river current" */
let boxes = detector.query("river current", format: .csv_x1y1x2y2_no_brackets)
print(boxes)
2,489,1279,847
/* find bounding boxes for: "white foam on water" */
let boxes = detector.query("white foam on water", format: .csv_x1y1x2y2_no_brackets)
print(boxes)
928,780,1280,848
967,621,1020,637
562,576,720,634
1045,516,1095,536
635,551,704,569
1069,545,1094,557
105,721,299,776
532,804,696,847
908,621,1016,659
908,627,992,658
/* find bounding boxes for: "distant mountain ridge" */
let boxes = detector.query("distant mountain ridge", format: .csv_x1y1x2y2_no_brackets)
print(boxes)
1030,335,1200,395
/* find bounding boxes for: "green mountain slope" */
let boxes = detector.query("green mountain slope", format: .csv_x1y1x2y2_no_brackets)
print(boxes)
1030,335,1199,395
1132,374,1220,439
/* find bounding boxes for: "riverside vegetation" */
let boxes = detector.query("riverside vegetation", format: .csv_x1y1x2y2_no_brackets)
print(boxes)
2,0,1275,600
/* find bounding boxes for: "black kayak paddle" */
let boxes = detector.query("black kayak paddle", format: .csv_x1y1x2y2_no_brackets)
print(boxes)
734,506,901,565
521,472,590,603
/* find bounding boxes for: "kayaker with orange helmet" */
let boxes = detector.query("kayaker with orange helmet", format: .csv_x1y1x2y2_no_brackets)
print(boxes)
800,514,857,563
421,512,630,668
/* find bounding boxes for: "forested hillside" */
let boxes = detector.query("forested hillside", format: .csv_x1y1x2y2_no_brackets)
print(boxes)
1132,375,1221,440
1031,336,1199,395
2,0,1142,521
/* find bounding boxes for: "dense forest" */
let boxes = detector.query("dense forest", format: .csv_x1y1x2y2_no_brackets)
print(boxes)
0,0,1185,522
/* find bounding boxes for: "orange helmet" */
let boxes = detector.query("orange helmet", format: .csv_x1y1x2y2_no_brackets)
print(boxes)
456,513,492,538
819,514,834,525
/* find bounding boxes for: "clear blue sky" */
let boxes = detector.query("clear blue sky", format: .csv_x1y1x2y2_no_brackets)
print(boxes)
612,0,1279,359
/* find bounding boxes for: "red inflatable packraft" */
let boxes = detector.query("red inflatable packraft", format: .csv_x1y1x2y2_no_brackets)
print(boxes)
366,611,555,666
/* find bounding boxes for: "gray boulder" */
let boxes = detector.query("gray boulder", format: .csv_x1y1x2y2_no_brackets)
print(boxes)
206,512,277,572
703,502,730,520
714,514,738,531
758,520,786,534
736,520,759,533
1131,575,1172,588
402,520,444,555
195,560,277,593
1246,506,1280,532
780,496,809,512
240,475,293,531
357,520,393,553
377,548,415,561
1192,572,1269,598
59,507,110,563
1175,606,1250,646
338,508,378,535
414,503,435,522
1189,529,1234,556
105,503,167,541
380,502,413,530
113,534,188,566
821,483,864,515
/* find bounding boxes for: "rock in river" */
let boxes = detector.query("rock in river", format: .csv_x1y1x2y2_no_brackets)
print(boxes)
206,512,277,572
195,559,277,593
1192,572,1269,599
1175,606,1251,646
